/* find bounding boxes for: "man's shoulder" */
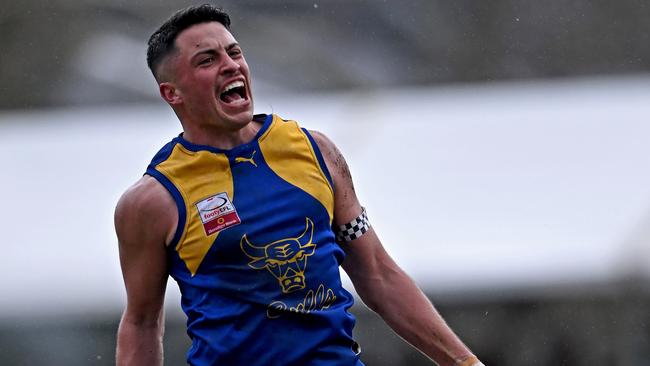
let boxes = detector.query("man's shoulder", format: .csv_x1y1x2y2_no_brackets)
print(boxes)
305,129,332,149
304,129,341,167
115,175,175,228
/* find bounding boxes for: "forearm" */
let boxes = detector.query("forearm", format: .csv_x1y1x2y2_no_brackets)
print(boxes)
361,268,475,366
116,313,164,366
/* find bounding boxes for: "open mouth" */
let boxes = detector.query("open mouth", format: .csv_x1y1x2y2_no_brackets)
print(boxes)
219,80,247,104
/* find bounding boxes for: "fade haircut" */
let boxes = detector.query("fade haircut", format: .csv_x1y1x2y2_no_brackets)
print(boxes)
147,4,231,80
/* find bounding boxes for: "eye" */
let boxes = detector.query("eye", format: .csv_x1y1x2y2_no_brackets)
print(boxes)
198,57,214,65
229,48,242,57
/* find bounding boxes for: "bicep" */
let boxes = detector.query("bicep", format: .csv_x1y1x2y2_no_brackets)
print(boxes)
117,233,168,316
115,180,173,319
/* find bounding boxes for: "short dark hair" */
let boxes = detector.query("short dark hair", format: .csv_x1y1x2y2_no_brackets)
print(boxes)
147,4,231,80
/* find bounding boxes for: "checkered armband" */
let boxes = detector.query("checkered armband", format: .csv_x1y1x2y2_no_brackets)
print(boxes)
335,207,371,244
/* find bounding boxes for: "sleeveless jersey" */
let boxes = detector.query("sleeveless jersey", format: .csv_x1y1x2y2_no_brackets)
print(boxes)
146,114,363,366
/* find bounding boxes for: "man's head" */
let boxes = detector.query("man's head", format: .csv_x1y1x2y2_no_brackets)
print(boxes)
147,4,231,81
147,5,254,134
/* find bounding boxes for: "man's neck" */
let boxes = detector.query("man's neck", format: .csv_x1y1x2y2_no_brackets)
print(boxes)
181,120,261,150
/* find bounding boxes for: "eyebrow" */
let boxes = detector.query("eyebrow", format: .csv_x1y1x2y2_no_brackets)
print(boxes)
191,42,240,60
225,42,240,51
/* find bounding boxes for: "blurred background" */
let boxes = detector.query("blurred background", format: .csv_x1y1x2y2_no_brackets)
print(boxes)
2,0,650,365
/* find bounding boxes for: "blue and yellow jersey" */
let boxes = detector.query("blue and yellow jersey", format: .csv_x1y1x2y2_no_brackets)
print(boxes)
146,114,362,366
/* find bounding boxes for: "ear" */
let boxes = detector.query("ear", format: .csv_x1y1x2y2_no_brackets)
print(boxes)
159,82,182,105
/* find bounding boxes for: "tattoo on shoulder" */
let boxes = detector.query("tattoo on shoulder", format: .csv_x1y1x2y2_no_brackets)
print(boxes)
311,130,356,195
331,143,356,195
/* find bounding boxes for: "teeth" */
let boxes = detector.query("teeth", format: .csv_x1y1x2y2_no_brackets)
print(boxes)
223,80,244,93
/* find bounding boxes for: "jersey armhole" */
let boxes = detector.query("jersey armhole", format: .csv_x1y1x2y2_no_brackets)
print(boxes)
301,128,335,189
145,168,187,249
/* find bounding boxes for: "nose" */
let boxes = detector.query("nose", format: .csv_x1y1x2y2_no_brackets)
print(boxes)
221,55,240,74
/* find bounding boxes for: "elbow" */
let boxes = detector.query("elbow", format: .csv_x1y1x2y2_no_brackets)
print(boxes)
360,295,381,313
354,266,408,315
122,317,163,333
120,306,165,330
355,281,388,314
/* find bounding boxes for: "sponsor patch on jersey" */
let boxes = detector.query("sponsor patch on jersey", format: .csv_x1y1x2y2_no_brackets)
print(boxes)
195,192,241,235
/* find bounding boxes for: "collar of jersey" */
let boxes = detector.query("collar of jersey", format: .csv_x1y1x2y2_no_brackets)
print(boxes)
174,113,273,155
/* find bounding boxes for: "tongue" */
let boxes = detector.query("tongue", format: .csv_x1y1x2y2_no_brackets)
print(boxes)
222,92,243,104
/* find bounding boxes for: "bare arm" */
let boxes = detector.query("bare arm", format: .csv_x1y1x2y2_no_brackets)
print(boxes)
311,131,481,366
115,175,177,366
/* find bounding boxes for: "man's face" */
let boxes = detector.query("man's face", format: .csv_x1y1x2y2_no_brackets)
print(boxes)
163,22,254,130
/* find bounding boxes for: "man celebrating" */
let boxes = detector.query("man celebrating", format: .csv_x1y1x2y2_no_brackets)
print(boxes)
115,4,484,366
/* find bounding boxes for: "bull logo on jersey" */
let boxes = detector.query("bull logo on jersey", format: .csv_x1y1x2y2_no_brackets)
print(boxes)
240,218,316,293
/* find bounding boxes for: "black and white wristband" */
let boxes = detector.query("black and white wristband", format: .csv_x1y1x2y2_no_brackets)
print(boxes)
335,207,371,243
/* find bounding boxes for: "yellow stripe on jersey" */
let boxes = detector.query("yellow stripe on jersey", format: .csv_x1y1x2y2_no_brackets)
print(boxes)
156,143,234,276
259,115,334,224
